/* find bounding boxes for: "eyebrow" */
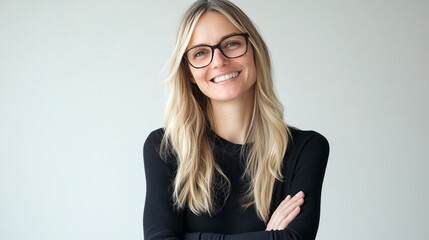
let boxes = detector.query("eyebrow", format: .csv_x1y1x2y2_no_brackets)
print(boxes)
188,32,242,49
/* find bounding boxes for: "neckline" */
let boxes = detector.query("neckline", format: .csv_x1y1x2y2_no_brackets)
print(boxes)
211,131,251,147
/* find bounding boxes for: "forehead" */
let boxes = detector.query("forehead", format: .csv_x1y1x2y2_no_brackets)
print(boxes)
188,11,241,47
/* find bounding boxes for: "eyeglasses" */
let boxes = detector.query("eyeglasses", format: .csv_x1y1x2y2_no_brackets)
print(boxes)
183,33,250,69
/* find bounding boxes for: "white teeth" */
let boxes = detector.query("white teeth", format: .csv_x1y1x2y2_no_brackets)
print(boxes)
213,72,239,83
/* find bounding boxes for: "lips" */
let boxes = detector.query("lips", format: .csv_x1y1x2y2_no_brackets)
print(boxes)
210,71,241,83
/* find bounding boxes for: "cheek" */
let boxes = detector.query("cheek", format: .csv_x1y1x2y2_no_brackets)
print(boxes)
190,69,207,85
189,67,197,79
245,46,256,68
245,53,257,81
189,68,200,84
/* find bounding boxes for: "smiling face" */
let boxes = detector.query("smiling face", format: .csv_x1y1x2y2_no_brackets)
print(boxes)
186,11,257,103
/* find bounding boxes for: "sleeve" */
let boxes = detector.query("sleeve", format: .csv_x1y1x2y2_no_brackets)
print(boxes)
183,132,330,240
143,130,186,240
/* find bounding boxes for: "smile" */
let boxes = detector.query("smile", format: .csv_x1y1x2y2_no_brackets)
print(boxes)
211,71,241,83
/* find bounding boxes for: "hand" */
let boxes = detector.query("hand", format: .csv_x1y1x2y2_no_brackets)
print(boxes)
265,191,305,231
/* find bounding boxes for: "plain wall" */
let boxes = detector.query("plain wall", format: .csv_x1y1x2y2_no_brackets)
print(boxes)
1,0,428,239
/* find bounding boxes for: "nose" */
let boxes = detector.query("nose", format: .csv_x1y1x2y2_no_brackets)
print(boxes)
211,48,229,68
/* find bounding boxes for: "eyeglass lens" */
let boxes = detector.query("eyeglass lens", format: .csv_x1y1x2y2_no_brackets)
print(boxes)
186,35,247,68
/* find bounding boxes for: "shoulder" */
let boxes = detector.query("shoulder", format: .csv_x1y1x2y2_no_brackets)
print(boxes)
285,126,330,167
144,127,165,147
143,128,178,173
288,126,329,151
143,128,166,165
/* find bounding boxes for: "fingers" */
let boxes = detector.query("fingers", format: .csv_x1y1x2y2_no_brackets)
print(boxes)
274,191,305,228
266,191,305,231
266,195,291,230
278,205,301,229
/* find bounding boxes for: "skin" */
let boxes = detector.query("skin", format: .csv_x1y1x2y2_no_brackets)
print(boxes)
266,191,306,230
186,10,304,231
187,11,256,144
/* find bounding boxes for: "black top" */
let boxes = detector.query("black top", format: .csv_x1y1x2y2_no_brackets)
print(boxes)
143,128,329,240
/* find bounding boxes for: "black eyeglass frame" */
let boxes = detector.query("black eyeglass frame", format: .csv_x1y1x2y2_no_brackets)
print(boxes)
183,32,250,69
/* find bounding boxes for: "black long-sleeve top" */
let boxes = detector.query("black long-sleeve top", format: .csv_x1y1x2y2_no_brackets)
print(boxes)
143,127,329,240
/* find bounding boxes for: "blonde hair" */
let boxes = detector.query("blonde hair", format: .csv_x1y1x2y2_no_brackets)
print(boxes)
160,0,292,222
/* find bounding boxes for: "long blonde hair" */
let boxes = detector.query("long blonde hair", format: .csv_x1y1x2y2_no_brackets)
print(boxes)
160,0,292,222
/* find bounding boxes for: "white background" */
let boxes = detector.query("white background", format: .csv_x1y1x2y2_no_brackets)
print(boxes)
1,0,428,239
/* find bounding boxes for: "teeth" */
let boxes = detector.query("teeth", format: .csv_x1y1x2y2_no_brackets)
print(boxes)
213,72,239,83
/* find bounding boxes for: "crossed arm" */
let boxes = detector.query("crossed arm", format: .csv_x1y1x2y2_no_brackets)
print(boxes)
143,130,329,240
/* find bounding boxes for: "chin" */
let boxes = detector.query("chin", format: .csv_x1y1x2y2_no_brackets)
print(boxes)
210,92,247,102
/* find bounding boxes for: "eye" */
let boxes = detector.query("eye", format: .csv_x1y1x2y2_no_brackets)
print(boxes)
225,41,241,48
194,51,206,58
190,47,210,59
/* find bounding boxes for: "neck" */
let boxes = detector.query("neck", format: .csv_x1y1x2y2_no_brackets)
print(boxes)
210,87,255,145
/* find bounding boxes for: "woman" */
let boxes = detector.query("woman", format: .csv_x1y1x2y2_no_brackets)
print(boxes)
143,0,329,239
